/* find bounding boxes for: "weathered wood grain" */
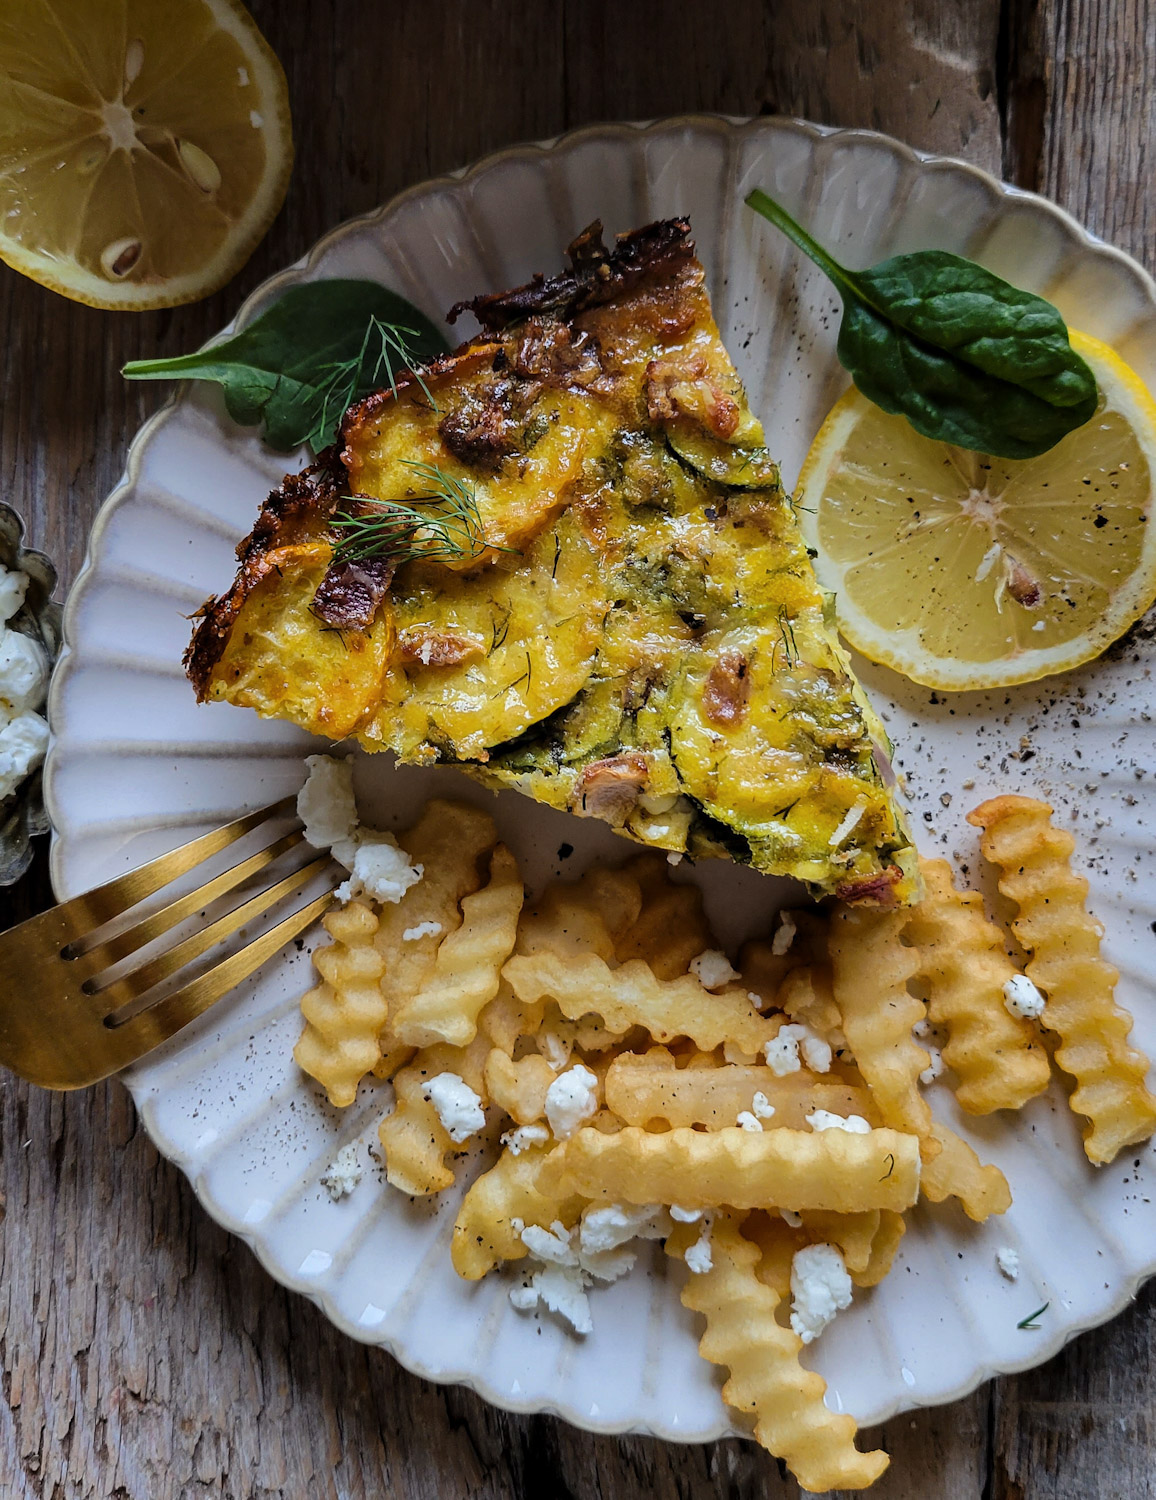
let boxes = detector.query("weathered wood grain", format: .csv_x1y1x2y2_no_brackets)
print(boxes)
1,2,1153,1497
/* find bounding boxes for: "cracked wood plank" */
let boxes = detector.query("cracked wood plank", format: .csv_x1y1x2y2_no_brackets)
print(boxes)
0,2,1151,1497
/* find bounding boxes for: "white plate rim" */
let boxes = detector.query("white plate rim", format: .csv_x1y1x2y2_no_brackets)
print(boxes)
43,112,1156,1438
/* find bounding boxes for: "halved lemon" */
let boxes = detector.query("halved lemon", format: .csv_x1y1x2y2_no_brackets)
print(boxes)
795,330,1156,690
0,0,292,309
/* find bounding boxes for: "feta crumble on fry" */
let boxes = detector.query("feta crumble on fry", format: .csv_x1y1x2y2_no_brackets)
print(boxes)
690,949,740,991
806,1110,872,1134
790,1243,853,1343
1003,974,1046,1019
421,1072,485,1143
544,1064,599,1138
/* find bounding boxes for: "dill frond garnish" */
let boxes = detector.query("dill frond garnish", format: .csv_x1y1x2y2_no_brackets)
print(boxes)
331,461,506,568
313,318,438,448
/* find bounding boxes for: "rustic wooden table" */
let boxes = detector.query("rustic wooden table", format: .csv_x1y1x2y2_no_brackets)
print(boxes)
2,3,1154,1496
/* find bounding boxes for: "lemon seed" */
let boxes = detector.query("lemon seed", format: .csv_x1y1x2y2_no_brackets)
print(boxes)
177,139,221,194
100,237,142,279
123,38,144,86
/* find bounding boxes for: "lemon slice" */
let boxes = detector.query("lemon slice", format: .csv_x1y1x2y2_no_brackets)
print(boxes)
0,0,291,309
795,330,1156,690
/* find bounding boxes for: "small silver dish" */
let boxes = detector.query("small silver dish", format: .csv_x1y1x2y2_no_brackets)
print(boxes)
0,503,61,886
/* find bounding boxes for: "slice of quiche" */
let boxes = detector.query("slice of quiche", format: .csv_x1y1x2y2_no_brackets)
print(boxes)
187,219,917,902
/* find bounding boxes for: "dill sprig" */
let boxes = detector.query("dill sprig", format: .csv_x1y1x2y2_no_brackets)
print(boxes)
310,318,438,450
332,461,492,567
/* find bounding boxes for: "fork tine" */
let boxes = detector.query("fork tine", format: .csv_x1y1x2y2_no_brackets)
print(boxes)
77,827,307,969
91,888,338,1083
92,855,333,1013
59,795,298,933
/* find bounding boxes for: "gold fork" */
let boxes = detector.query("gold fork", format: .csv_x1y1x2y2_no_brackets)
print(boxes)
0,797,337,1090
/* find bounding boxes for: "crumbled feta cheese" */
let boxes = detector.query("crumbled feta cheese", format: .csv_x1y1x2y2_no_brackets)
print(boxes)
578,1203,669,1281
501,1123,550,1155
751,1090,775,1120
321,1142,363,1200
1003,974,1046,1019
666,852,683,865
763,1027,802,1076
919,1044,945,1086
684,1217,714,1274
298,754,423,904
996,1247,1020,1281
669,1204,701,1223
336,833,423,905
579,1203,668,1256
912,1018,931,1038
511,1209,671,1333
0,710,49,800
736,1110,763,1132
0,565,28,626
790,1243,853,1344
511,1262,593,1334
799,1030,832,1073
780,1208,803,1228
421,1072,485,1143
298,753,359,862
537,1030,572,1071
521,1220,578,1266
0,630,47,715
764,1022,831,1076
748,989,766,1011
402,921,442,941
771,909,797,956
806,1109,872,1134
544,1064,599,1139
689,949,739,991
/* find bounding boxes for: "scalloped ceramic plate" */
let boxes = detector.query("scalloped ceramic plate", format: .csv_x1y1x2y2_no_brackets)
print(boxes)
45,117,1156,1443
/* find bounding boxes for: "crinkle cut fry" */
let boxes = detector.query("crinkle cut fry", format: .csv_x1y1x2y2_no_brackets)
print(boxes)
451,1142,584,1279
295,900,386,1107
829,906,1010,1221
614,852,712,978
378,1035,489,1196
674,1213,889,1491
906,857,1050,1113
537,1124,921,1213
969,795,1156,1164
502,950,778,1054
392,843,524,1048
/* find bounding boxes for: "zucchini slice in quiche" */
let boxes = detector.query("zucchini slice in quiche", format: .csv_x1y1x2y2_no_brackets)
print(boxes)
186,219,918,902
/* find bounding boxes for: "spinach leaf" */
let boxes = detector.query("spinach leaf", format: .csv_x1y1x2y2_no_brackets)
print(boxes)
746,188,1097,459
123,280,450,453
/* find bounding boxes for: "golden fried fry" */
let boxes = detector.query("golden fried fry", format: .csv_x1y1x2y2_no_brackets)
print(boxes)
675,1213,889,1491
970,795,1156,1164
906,857,1050,1113
603,1052,875,1130
451,1143,584,1279
776,963,843,1040
614,852,712,978
829,905,1010,1220
828,907,931,1141
371,1029,417,1081
536,1125,921,1213
516,863,642,963
484,1048,556,1125
295,901,386,1107
798,1210,880,1275
377,1035,489,1196
477,982,545,1056
502,951,778,1054
851,1209,906,1288
393,844,524,1048
375,798,498,1023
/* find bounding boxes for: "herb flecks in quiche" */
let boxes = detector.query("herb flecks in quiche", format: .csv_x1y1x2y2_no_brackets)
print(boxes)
186,220,917,902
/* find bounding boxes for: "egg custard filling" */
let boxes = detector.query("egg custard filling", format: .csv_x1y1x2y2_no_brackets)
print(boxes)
186,219,917,902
